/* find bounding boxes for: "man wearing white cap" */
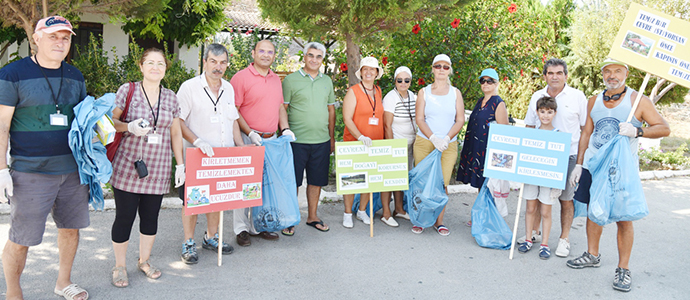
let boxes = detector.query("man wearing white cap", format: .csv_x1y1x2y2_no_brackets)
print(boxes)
0,15,90,300
566,58,669,292
522,58,588,258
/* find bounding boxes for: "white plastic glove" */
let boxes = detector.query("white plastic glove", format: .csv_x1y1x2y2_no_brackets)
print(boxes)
127,118,151,137
248,131,262,146
443,135,451,150
429,134,448,152
175,164,185,188
358,135,372,147
0,168,13,204
569,164,582,189
282,129,296,141
619,122,636,138
193,138,214,157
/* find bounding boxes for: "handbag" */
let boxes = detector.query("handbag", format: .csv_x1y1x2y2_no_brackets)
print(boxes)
106,82,135,162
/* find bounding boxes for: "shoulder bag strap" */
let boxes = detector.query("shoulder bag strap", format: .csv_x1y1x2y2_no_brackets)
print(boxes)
120,82,135,121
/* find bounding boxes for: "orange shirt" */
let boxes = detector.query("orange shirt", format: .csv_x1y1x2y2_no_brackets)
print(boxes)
343,84,384,141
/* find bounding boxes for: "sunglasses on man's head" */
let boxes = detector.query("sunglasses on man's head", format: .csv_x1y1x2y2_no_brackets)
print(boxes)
432,64,451,70
479,78,496,85
396,78,411,83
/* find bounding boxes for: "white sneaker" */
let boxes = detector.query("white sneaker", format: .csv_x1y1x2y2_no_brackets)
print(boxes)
517,230,542,244
343,213,353,228
356,210,371,225
555,238,570,257
381,216,399,227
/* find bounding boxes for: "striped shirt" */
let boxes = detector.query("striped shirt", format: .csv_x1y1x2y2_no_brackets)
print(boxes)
382,89,416,141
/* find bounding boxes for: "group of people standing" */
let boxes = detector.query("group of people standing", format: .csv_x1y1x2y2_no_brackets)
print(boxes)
0,14,671,300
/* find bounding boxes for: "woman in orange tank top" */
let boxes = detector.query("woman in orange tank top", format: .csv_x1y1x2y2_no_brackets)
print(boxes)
341,56,384,228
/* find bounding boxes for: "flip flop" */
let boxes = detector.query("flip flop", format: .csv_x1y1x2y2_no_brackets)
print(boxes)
281,226,295,236
306,220,330,232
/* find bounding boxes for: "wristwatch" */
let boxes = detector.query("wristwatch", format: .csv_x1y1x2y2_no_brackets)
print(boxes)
636,127,644,138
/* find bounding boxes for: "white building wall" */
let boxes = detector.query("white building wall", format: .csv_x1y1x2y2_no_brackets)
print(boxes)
175,41,201,75
80,13,128,64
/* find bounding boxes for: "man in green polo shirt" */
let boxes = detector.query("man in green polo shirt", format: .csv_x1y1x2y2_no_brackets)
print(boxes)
281,42,335,235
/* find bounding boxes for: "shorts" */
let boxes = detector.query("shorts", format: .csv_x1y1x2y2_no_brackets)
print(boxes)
291,141,330,187
573,168,592,204
9,170,90,246
523,183,559,205
559,155,577,201
413,137,458,187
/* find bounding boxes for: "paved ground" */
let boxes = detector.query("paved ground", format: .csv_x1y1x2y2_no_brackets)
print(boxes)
1,177,689,299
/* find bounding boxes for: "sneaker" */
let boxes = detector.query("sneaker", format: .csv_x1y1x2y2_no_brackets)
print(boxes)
566,251,601,269
613,267,632,292
181,239,198,264
202,232,234,255
517,230,542,244
518,240,533,253
380,216,399,227
356,210,370,225
555,238,570,257
539,245,551,260
343,213,353,228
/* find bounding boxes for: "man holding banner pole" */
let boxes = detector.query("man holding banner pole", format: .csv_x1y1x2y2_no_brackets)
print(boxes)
230,40,295,246
177,43,242,264
523,58,587,258
566,59,669,292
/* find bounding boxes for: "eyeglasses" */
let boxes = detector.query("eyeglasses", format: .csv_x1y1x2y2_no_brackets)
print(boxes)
433,64,451,70
144,61,166,68
479,78,496,85
603,86,627,101
396,78,411,83
306,53,323,60
258,49,275,56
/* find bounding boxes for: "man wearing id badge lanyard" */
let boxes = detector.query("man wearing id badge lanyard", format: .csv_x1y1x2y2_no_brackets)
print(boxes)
177,44,244,263
230,40,294,246
0,16,90,300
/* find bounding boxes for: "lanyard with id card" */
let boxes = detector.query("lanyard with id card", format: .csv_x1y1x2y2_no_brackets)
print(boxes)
35,56,68,127
361,82,379,126
204,82,224,124
141,85,162,145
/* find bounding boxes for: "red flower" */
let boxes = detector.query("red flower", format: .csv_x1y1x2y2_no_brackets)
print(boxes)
451,18,460,29
493,22,498,28
340,63,348,72
508,3,517,13
542,53,547,63
410,49,417,54
382,56,388,66
520,68,524,77
412,24,421,34
248,29,253,33
503,76,508,81
417,78,425,86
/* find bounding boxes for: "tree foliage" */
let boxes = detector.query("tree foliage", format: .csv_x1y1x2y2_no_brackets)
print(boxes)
123,0,231,46
567,0,689,103
0,0,163,53
258,0,468,86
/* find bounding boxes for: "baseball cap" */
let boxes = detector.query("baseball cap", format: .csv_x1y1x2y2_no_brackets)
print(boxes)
35,16,75,35
479,68,499,80
600,58,628,70
432,54,452,65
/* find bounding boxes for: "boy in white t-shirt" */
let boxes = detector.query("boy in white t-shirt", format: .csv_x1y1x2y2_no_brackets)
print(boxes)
518,96,562,260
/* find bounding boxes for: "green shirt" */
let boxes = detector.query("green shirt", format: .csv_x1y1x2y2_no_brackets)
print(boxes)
283,68,335,144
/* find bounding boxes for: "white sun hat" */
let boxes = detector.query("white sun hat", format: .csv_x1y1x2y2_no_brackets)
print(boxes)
355,56,384,80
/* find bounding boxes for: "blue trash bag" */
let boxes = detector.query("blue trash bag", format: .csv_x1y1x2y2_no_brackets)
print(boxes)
352,193,383,217
471,180,512,250
573,199,588,218
252,136,301,232
587,135,648,226
405,151,448,228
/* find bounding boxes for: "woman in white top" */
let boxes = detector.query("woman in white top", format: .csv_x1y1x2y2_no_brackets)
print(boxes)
380,66,416,227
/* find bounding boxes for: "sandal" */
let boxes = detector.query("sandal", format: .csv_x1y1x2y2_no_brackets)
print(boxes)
411,226,424,234
137,259,162,279
435,225,450,236
111,266,128,288
465,220,472,227
281,226,295,236
54,283,89,300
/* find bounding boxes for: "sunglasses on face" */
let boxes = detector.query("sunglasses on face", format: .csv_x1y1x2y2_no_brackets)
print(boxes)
479,78,496,85
396,78,411,83
433,64,451,70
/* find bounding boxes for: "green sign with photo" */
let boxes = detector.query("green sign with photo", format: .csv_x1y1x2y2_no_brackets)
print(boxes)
335,139,410,195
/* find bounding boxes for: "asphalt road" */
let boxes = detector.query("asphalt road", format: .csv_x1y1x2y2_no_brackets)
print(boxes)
1,177,689,299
